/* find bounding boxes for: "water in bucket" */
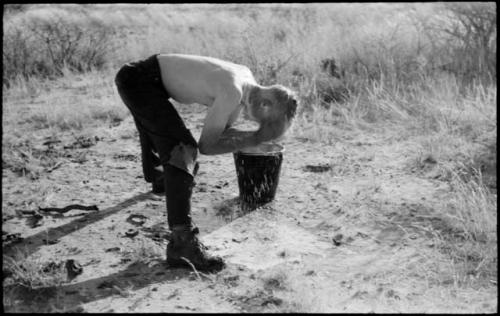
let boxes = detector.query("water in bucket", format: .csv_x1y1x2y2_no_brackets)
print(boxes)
233,143,284,209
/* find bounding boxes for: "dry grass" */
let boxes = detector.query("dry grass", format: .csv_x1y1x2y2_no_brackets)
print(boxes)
3,248,86,313
3,69,128,131
440,170,497,285
3,250,66,290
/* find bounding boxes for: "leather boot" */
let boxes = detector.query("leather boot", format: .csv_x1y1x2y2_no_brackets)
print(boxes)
167,225,225,273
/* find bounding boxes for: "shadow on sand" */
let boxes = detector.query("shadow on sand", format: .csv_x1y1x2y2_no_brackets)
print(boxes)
3,194,267,312
2,191,199,312
3,192,156,258
3,259,200,312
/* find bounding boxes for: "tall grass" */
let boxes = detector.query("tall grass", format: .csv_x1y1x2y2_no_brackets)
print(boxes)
4,4,495,87
418,166,498,289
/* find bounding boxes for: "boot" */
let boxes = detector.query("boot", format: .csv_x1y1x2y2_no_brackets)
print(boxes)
167,225,225,273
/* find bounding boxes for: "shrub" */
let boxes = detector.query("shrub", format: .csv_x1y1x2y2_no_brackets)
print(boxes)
3,9,117,86
418,2,496,86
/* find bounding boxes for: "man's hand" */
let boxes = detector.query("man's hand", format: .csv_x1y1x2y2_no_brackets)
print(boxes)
255,119,287,143
200,120,288,155
199,126,259,155
221,127,244,138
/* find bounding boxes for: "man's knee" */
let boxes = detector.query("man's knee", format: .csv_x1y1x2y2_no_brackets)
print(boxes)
167,142,199,177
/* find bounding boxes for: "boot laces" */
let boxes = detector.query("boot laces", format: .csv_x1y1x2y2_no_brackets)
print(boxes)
189,228,209,252
171,226,210,254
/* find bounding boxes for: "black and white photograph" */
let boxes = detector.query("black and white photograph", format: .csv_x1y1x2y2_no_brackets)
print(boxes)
2,2,497,313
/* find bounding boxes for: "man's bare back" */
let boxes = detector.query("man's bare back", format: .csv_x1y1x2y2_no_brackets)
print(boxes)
157,53,256,106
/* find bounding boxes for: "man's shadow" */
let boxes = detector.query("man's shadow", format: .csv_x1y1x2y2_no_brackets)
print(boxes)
4,259,199,312
3,192,156,258
3,193,261,312
2,191,202,312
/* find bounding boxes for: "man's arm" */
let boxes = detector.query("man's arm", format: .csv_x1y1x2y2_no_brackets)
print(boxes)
198,92,261,155
200,124,284,155
203,128,260,155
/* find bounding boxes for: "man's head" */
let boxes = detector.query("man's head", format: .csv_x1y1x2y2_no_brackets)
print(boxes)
247,84,298,140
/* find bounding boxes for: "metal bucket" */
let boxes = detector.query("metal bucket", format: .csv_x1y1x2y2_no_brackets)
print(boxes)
233,143,284,208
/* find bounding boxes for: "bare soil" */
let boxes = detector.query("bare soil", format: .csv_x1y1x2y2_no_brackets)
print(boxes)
2,103,497,313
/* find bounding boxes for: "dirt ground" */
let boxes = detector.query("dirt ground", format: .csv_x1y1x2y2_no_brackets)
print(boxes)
2,102,497,313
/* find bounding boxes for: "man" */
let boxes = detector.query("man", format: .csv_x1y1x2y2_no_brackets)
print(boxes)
114,54,298,273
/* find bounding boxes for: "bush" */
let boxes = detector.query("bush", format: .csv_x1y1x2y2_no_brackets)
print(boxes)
418,2,496,85
3,9,117,86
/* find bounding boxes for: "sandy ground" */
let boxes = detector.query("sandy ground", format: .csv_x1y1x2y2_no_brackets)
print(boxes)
2,103,497,313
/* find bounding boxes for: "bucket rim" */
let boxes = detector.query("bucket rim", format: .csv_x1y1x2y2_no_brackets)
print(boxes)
235,143,285,156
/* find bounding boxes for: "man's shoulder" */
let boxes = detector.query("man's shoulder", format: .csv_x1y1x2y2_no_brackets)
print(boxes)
214,76,244,100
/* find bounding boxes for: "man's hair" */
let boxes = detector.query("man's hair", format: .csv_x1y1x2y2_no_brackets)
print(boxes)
268,84,298,122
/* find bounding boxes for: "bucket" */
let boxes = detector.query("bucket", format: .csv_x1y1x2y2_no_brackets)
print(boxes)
233,143,284,207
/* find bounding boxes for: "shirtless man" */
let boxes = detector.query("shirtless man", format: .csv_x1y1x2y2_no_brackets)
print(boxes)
114,54,298,273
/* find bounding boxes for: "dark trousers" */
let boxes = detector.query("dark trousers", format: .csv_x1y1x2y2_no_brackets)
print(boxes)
114,54,198,228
